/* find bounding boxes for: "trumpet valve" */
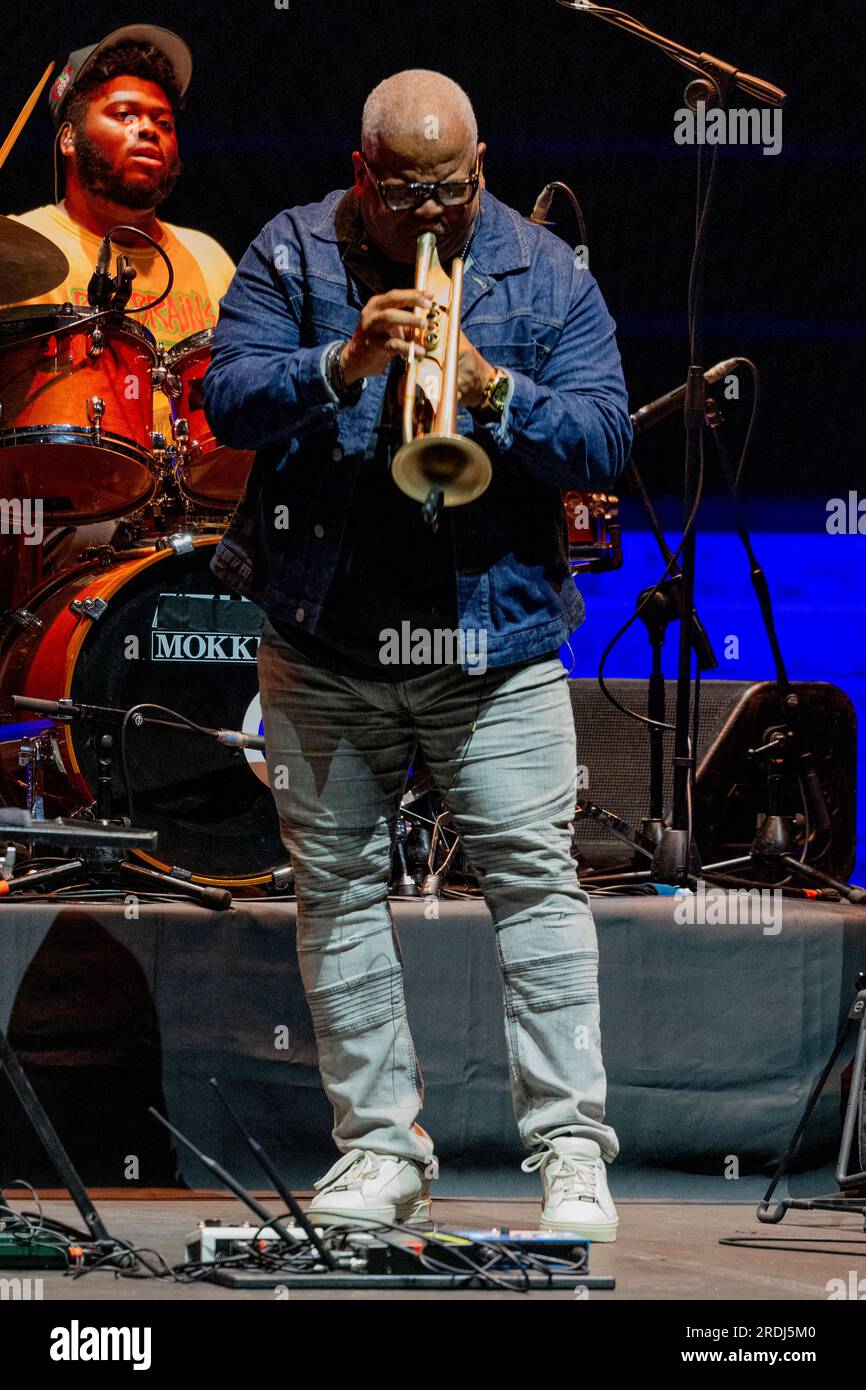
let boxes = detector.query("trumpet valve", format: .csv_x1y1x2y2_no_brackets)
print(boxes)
423,306,440,352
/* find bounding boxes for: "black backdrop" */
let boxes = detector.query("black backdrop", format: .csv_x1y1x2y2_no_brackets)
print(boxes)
3,0,862,498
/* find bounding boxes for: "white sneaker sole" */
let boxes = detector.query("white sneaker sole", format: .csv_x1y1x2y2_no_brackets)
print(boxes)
539,1212,619,1242
307,1195,432,1228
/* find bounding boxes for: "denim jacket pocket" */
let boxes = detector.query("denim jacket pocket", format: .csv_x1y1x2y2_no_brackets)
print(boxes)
305,292,359,345
467,339,539,378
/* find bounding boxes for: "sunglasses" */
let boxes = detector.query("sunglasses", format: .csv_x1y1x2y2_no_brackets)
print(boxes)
360,153,480,212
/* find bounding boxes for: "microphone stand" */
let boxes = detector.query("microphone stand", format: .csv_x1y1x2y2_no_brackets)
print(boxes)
577,455,718,884
699,398,865,903
557,0,784,885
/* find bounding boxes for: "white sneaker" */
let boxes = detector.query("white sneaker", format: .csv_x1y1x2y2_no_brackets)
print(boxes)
522,1137,618,1242
307,1148,433,1227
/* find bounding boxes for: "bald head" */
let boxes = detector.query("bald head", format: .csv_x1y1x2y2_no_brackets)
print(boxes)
354,69,485,264
361,69,477,162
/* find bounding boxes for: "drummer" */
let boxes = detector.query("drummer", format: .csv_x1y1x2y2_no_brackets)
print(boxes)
3,24,236,568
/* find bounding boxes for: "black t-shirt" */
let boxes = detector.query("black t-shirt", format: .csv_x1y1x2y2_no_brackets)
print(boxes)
270,354,459,681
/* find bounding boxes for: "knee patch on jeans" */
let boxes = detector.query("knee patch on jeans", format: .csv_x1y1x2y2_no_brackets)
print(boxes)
503,949,598,1019
306,963,405,1039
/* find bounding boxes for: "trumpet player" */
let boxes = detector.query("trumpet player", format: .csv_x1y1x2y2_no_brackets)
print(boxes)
203,69,632,1239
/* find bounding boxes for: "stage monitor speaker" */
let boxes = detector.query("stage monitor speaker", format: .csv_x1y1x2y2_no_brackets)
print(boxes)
567,679,856,882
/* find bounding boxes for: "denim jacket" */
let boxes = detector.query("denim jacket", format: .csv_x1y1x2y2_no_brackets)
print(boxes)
203,188,632,670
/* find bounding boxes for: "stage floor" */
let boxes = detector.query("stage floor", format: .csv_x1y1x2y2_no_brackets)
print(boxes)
6,1192,861,1301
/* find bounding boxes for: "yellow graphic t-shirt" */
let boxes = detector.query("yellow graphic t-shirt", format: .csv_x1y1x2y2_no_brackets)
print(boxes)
6,202,235,438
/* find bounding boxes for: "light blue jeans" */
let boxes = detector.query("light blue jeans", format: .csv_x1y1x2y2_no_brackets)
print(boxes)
257,619,619,1170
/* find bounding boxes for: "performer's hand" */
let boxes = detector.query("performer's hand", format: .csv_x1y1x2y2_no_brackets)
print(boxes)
456,332,495,409
340,289,434,383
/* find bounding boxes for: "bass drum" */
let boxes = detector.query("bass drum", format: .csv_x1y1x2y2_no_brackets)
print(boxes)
0,538,290,891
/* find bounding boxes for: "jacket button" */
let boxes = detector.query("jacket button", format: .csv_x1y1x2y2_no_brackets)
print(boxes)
295,607,305,623
331,446,343,461
313,524,324,538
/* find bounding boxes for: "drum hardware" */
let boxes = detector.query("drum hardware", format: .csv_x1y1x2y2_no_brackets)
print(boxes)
153,530,196,555
15,729,60,820
0,801,231,909
68,596,108,622
389,761,470,896
109,473,221,552
86,394,105,442
172,416,191,450
3,699,235,909
77,544,119,569
5,607,43,632
151,349,181,399
87,325,104,359
151,430,168,453
391,813,422,895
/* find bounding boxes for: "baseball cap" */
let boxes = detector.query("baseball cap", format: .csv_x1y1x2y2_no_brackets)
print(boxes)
49,24,193,128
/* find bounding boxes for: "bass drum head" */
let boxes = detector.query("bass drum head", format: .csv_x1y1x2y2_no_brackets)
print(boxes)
68,542,289,888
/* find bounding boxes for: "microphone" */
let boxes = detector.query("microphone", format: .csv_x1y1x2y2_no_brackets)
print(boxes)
529,184,555,225
111,254,136,312
630,358,741,433
11,695,267,750
87,234,113,308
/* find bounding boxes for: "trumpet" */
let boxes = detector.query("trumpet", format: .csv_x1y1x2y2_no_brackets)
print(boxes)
391,231,491,517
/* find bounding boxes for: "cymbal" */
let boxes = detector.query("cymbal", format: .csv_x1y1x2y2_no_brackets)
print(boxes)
0,214,69,302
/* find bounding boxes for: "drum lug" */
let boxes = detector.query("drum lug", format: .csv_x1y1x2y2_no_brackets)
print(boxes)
152,356,181,399
155,531,195,555
172,416,190,452
86,395,105,442
69,596,108,622
87,326,105,359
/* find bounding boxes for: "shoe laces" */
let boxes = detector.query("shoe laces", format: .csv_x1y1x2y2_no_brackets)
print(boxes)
314,1148,383,1193
522,1144,601,1198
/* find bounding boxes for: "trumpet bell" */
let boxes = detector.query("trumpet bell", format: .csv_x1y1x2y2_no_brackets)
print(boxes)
391,432,492,506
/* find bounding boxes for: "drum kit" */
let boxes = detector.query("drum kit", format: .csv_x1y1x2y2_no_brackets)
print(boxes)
0,213,276,896
0,211,622,902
